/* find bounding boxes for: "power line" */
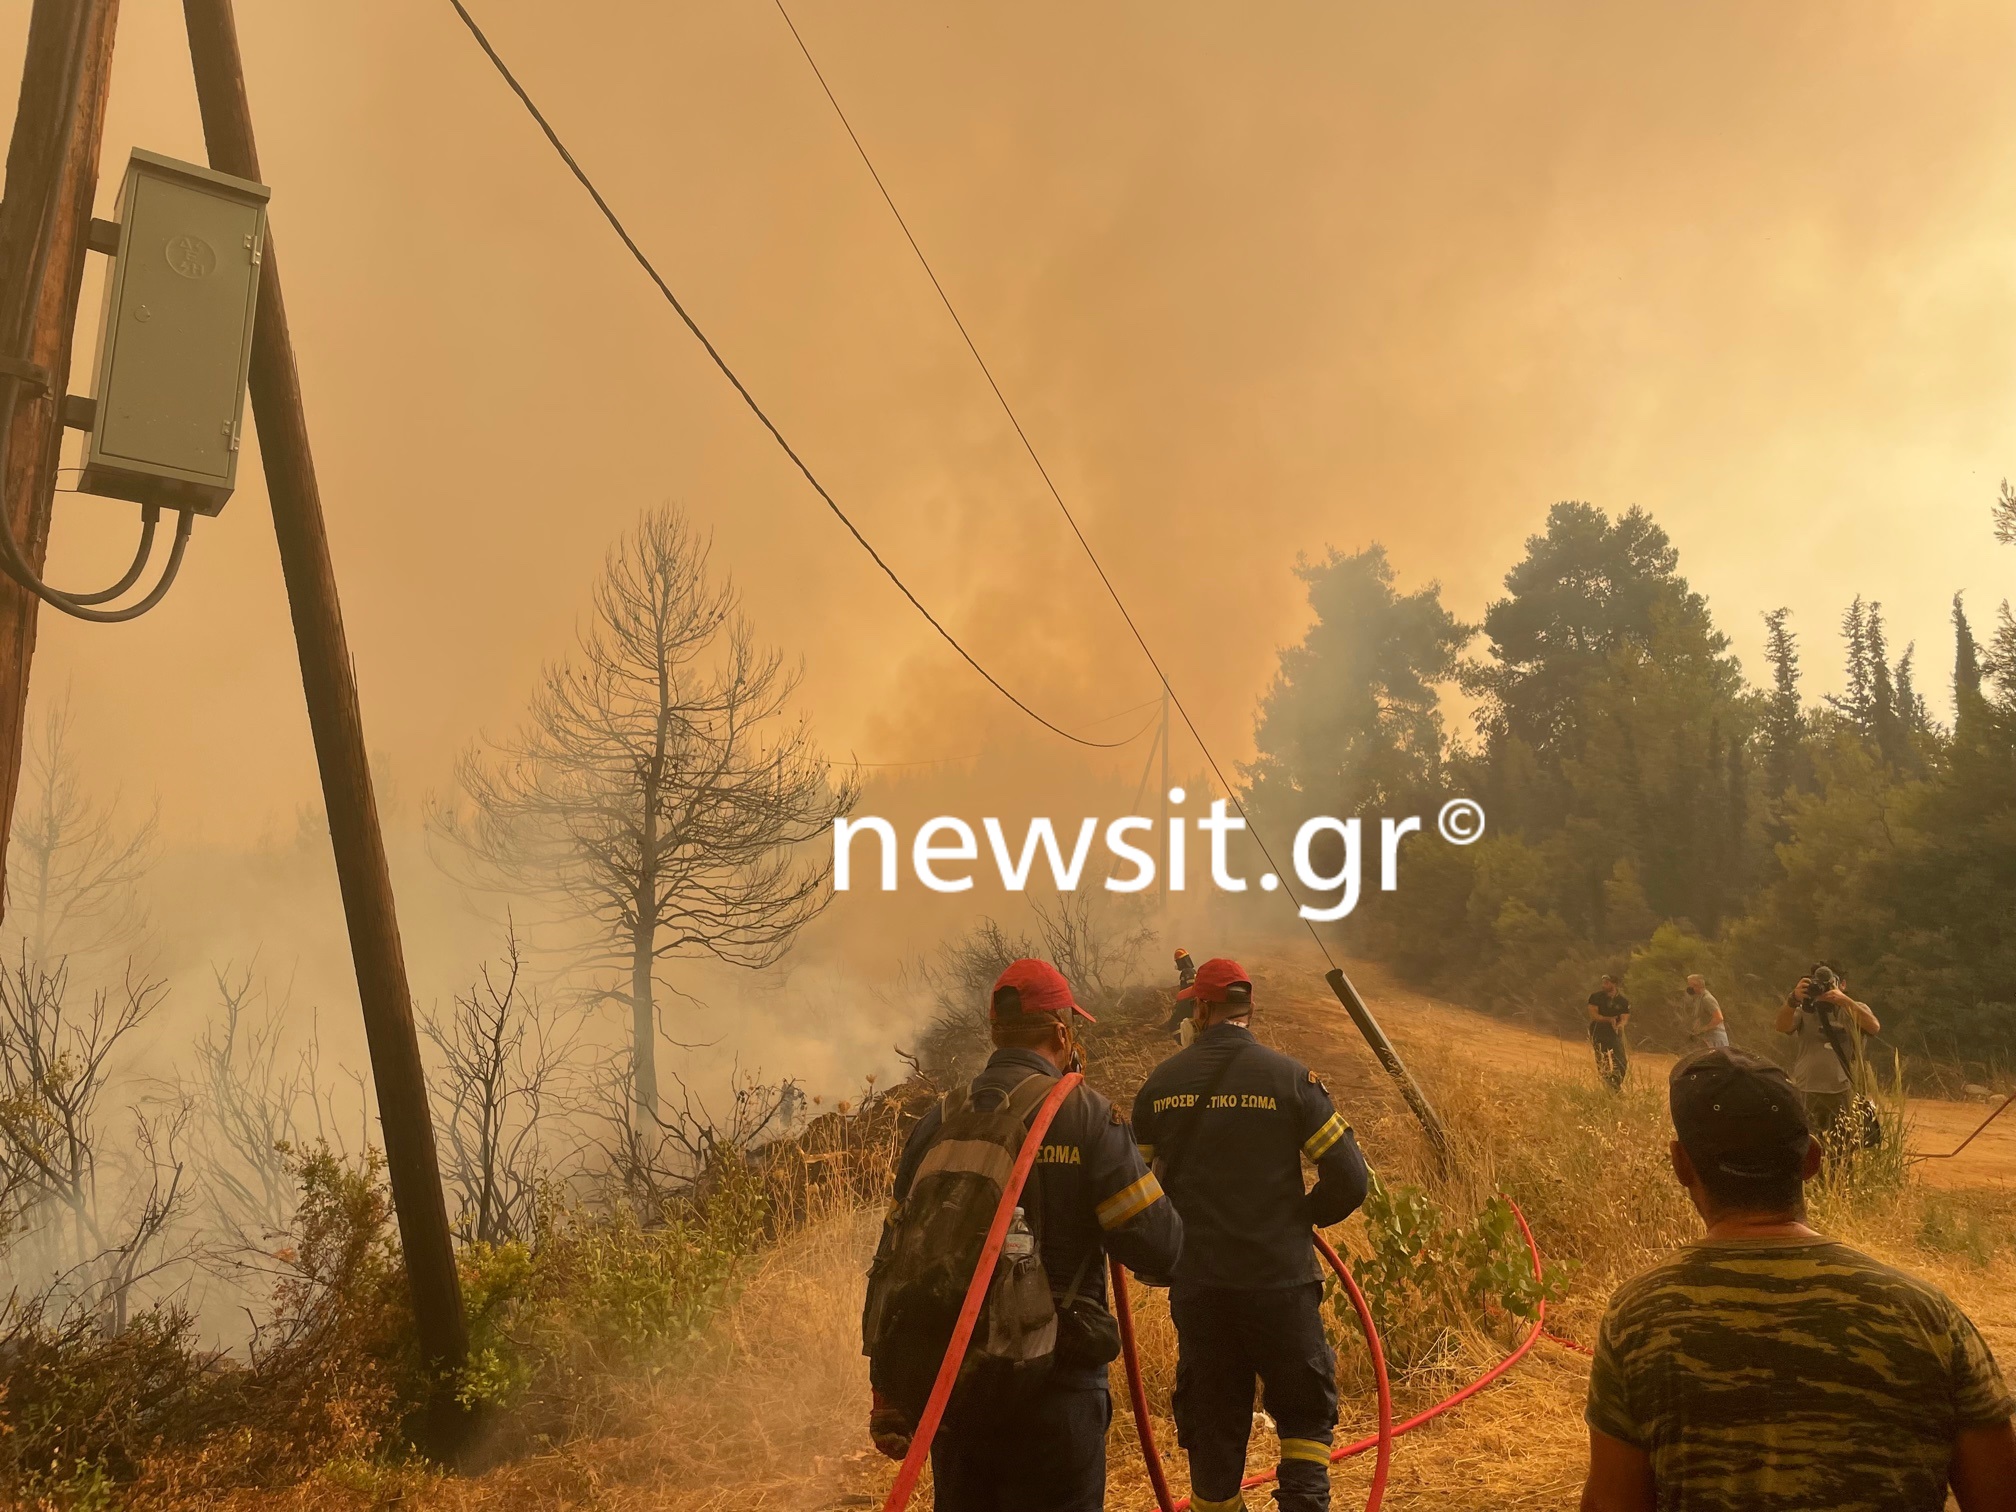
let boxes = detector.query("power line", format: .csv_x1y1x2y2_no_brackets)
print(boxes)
1080,694,1163,726
845,697,1160,768
443,0,1144,751
769,0,1340,965
844,754,980,769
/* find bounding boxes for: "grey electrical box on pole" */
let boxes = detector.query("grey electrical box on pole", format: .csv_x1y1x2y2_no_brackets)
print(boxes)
77,148,267,515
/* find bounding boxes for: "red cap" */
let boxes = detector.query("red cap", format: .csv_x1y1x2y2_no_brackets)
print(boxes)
1177,957,1252,1005
990,958,1097,1024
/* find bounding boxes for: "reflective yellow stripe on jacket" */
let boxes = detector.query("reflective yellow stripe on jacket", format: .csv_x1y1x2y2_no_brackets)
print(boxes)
1302,1113,1349,1162
1095,1171,1164,1230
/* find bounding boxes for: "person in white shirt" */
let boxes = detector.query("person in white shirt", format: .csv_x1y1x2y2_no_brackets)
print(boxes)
1684,975,1728,1050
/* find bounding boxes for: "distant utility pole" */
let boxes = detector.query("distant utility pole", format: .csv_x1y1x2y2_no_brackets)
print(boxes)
180,0,470,1455
0,0,120,922
1158,685,1170,906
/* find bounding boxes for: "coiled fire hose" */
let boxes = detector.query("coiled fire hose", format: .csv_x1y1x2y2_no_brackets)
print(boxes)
1115,1199,1563,1512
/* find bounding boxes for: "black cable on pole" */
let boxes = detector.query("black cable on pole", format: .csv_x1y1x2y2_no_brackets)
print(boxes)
770,0,1341,963
59,506,159,604
0,0,188,624
443,0,1143,751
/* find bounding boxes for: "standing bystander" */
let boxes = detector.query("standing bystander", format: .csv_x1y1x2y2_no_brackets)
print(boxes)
1773,965,1879,1144
1581,1047,2015,1511
1587,975,1631,1092
1684,974,1729,1050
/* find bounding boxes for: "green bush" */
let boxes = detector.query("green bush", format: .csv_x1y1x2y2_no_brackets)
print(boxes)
1335,1177,1569,1376
451,1156,770,1443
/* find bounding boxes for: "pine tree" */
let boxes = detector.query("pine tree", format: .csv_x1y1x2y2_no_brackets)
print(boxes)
1697,719,1726,928
1991,601,2016,711
1995,479,2016,547
1760,608,1805,802
1864,603,1910,767
1951,596,1996,759
1828,597,1873,732
1893,643,1931,734
1726,734,1749,888
1955,594,1984,706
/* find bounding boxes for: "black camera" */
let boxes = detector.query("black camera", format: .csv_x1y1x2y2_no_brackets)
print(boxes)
1801,965,1839,1004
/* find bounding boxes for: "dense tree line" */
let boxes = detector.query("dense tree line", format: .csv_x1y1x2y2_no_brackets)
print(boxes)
1246,498,2016,1079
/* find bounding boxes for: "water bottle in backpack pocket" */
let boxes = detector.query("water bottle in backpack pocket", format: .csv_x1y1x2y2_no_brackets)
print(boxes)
862,1074,1064,1428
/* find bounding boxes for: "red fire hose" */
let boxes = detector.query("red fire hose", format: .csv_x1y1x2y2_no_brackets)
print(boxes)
876,1083,1573,1512
1116,1199,1558,1512
1112,1234,1393,1512
879,1071,1083,1512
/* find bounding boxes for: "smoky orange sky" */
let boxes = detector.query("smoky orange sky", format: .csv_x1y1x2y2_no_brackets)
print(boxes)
12,0,2016,847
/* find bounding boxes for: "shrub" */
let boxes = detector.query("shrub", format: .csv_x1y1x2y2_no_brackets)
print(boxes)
1337,1177,1569,1377
0,1300,212,1498
449,1155,770,1447
0,1143,416,1505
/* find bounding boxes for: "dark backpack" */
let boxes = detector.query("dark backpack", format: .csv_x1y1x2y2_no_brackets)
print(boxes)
862,1073,1064,1424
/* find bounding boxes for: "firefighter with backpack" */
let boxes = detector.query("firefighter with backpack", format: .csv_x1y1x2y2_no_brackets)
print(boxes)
863,958,1183,1511
1132,958,1371,1512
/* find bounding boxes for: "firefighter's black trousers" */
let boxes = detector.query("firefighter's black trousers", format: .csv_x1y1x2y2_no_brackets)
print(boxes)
1171,1280,1338,1511
932,1381,1111,1511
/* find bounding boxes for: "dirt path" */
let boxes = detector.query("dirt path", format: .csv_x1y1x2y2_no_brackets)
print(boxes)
1235,939,2016,1191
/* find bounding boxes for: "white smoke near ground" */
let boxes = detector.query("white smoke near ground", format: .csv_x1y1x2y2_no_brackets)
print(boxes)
0,681,1285,1348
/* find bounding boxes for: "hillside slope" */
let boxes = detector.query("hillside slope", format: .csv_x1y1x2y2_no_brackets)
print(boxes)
229,953,2014,1512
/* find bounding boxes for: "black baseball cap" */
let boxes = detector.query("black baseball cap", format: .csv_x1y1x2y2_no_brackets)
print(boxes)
1669,1047,1811,1180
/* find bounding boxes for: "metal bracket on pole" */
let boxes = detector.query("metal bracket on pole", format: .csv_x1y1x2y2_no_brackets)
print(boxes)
1325,965,1454,1174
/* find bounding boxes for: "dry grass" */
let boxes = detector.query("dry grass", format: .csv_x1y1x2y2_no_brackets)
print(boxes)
132,967,2016,1512
158,1200,889,1512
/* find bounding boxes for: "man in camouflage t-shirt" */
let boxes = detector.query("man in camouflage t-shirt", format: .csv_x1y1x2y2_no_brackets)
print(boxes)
1581,1048,2016,1512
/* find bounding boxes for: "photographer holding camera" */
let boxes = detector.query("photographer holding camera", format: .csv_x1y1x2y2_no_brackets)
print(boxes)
1772,964,1880,1141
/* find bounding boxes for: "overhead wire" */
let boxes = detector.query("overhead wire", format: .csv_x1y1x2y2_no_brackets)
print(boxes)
842,754,981,769
845,694,1162,768
442,0,1145,751
769,0,1345,964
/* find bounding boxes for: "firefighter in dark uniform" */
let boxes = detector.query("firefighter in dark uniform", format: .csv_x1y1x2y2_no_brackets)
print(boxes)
878,959,1184,1512
1131,958,1372,1512
1162,947,1203,1041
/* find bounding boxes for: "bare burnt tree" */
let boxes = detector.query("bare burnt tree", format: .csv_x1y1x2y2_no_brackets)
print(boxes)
0,951,188,1329
907,919,1035,1085
86,1100,193,1335
190,965,354,1259
2,699,157,963
431,507,856,1123
423,927,574,1245
1030,889,1156,1009
599,1060,802,1209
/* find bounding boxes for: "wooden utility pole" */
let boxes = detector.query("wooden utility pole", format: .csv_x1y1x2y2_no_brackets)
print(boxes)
179,0,470,1455
1325,966,1453,1172
0,0,120,923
